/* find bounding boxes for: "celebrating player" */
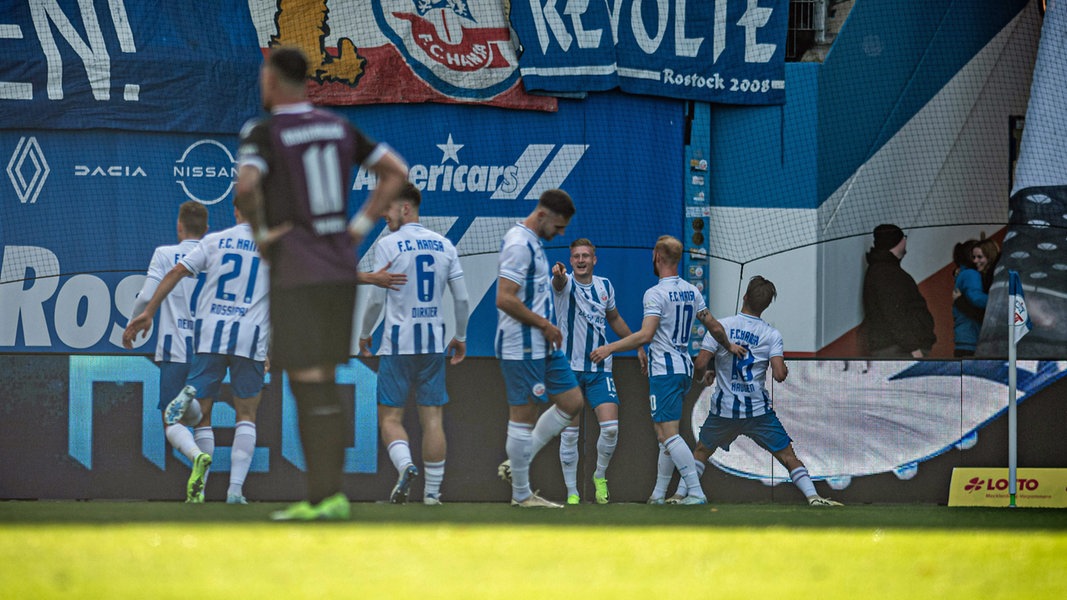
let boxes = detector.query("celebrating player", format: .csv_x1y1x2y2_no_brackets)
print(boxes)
125,201,212,502
358,183,469,505
124,195,269,505
685,276,843,506
236,46,408,521
495,189,584,508
590,235,744,505
551,238,646,504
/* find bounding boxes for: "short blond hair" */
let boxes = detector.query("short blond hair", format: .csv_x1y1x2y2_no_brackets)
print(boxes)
654,235,682,266
570,238,595,253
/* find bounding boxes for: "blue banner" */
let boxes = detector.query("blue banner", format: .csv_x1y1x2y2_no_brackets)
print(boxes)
0,0,260,133
510,0,789,105
0,92,681,355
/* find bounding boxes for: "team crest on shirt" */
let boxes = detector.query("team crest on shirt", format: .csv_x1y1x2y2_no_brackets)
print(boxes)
532,382,546,397
372,0,520,98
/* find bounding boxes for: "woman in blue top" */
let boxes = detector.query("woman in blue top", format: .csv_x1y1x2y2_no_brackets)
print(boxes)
951,239,987,357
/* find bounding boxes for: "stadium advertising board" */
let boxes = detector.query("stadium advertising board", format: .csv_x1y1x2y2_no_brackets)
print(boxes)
0,92,681,355
510,0,789,105
948,468,1067,508
692,360,1067,490
2,355,1062,501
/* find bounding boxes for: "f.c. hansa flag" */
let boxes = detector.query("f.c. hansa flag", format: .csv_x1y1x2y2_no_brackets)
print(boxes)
1009,270,1033,344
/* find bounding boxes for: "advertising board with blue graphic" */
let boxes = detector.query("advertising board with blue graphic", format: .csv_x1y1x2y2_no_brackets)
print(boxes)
3,354,1062,502
0,92,682,355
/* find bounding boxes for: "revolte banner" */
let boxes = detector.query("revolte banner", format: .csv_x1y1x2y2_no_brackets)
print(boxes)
509,0,790,105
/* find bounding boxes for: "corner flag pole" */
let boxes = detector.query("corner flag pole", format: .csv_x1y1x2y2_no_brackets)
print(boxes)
1006,270,1032,508
1007,290,1018,508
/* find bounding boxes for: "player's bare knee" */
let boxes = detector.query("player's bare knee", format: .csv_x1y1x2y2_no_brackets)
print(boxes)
774,448,802,471
553,391,583,418
233,396,260,422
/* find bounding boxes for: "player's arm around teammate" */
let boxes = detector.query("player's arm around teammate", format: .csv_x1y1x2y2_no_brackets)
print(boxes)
357,261,407,290
124,263,196,346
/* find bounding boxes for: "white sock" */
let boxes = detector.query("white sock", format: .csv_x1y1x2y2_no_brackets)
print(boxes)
675,457,705,497
193,426,214,485
180,398,203,427
594,420,618,479
559,426,580,496
665,435,704,500
506,421,533,500
683,460,707,497
530,405,572,458
387,440,414,474
424,460,445,498
791,466,818,499
228,421,255,497
165,424,201,462
651,443,674,500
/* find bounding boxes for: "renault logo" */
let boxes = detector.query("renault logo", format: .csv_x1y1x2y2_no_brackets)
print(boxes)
6,136,50,204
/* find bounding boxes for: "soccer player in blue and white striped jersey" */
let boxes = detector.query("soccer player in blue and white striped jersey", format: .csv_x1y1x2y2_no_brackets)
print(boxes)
551,239,645,504
127,201,212,501
495,189,583,508
358,183,469,505
125,195,270,504
686,276,842,506
590,236,744,505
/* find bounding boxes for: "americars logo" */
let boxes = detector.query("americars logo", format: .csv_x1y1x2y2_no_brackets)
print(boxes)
354,134,588,200
373,0,520,99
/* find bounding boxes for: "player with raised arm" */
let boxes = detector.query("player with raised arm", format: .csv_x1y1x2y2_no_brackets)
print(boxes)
358,183,469,505
495,189,584,508
124,195,269,505
551,239,646,504
686,276,843,507
235,47,409,521
590,235,745,505
126,201,212,502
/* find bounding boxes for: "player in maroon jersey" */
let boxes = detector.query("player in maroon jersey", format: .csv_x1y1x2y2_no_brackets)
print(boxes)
236,46,409,520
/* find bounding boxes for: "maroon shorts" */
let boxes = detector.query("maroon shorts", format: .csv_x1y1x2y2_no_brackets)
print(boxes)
270,283,356,371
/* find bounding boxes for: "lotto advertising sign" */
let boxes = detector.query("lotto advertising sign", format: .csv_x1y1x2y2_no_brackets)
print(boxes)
510,0,789,105
949,468,1067,508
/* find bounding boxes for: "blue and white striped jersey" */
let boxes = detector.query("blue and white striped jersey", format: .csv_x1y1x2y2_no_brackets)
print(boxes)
180,223,270,361
373,223,464,355
555,273,616,373
644,276,705,377
145,239,201,363
496,223,555,360
700,313,783,418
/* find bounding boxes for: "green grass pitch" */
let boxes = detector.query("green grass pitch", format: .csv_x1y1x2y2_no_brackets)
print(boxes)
2,501,1065,599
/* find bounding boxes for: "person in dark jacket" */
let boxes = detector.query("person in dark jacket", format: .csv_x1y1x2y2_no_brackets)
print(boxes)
862,224,936,358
